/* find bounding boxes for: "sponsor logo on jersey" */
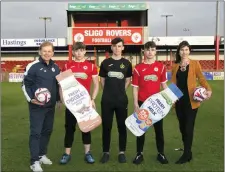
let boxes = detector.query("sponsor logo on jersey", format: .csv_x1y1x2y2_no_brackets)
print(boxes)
74,72,88,79
108,71,124,79
144,75,158,81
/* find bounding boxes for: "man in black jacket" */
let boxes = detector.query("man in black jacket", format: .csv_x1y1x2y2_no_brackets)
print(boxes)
22,41,61,172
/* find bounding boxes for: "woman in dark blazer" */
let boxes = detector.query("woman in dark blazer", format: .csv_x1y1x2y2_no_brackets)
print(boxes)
171,41,212,164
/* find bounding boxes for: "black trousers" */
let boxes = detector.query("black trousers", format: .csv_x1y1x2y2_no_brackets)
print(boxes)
175,102,198,154
64,108,91,148
29,105,55,165
136,101,165,153
101,100,128,152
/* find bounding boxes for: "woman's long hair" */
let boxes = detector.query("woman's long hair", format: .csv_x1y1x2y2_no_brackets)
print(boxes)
175,41,191,64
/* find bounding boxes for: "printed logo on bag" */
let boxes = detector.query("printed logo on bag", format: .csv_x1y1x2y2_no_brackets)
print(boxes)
138,115,152,131
120,63,125,69
154,67,158,72
77,105,90,114
145,118,152,126
83,66,88,70
147,98,164,117
144,75,158,81
155,98,165,109
66,90,87,105
108,71,124,79
160,92,173,106
65,81,79,90
137,109,149,121
74,72,88,79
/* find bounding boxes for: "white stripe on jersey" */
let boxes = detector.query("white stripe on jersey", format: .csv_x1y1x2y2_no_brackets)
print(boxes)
134,68,140,76
131,84,139,87
22,60,39,102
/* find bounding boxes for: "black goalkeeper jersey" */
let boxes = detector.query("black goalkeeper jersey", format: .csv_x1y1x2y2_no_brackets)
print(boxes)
99,57,132,102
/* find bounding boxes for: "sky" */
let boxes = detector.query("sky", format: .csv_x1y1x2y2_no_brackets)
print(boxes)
1,1,224,39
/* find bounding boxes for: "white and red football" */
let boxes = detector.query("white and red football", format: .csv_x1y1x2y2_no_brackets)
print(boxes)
35,88,51,103
193,87,207,102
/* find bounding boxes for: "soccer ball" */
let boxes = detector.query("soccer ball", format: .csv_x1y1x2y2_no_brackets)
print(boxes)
193,87,207,102
35,88,51,103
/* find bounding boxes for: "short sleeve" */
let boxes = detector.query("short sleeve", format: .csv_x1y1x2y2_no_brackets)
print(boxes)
126,62,133,78
92,64,98,76
131,67,139,87
99,60,107,77
160,65,167,83
62,63,68,72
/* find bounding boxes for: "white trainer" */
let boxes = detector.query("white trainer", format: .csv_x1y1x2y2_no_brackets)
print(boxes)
30,161,43,172
39,155,52,165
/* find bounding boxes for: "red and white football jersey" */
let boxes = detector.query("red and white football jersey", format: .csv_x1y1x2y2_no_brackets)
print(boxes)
62,60,98,93
132,62,167,102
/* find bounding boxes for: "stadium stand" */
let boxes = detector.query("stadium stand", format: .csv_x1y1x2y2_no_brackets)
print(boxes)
1,60,224,73
1,60,98,73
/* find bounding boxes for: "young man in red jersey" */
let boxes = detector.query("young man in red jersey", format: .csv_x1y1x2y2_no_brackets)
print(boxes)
59,42,99,164
131,41,169,165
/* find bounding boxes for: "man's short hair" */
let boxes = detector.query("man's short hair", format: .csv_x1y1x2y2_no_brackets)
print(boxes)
111,37,124,45
72,42,86,51
39,41,54,51
144,41,156,49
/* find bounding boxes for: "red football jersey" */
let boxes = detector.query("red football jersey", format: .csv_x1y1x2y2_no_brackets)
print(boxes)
132,62,167,102
62,60,98,93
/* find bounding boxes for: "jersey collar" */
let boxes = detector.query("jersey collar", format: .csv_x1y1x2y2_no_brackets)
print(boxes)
143,61,155,65
74,59,86,63
39,56,54,66
111,56,123,60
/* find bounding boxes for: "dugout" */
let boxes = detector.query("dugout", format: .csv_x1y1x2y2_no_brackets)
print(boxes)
66,2,149,66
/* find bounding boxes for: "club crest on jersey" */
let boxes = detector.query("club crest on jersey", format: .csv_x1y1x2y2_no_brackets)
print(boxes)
144,75,158,81
154,67,158,72
120,63,125,69
74,72,88,79
108,71,124,79
51,67,55,72
83,66,88,70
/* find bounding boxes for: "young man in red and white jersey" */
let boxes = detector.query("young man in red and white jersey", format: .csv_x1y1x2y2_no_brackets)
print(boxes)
59,42,99,164
132,41,169,165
